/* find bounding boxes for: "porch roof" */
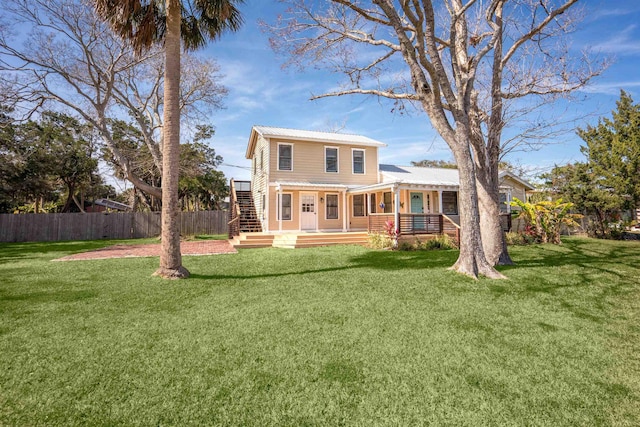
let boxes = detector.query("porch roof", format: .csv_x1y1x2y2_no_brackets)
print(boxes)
379,164,460,187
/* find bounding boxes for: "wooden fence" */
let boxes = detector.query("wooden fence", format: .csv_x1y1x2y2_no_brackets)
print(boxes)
0,211,228,243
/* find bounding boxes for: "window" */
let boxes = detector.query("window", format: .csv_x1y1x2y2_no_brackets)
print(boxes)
383,192,392,213
278,144,293,171
326,194,338,219
325,147,338,173
352,149,365,174
252,157,256,175
370,193,377,214
442,191,458,215
499,192,510,213
260,149,264,170
278,193,292,221
353,194,365,217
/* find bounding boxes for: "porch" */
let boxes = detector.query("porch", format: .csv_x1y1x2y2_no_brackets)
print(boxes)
368,213,461,242
367,212,513,243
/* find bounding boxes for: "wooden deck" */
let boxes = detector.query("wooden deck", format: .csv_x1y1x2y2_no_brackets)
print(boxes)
230,231,369,249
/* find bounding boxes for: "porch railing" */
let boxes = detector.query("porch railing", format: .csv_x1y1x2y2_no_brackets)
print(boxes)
368,213,460,243
367,212,511,243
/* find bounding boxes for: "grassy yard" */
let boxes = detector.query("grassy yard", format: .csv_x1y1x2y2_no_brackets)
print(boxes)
1,237,639,426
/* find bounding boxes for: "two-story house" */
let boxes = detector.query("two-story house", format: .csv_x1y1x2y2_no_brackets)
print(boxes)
229,126,534,247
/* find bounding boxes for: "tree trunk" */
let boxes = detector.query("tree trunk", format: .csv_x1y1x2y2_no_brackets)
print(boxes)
450,133,505,279
154,0,189,279
477,2,512,266
476,168,513,266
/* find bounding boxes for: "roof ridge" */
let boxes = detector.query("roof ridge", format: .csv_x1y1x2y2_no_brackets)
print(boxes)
253,125,372,138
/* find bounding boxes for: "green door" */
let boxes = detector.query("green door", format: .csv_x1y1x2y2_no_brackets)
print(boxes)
410,192,425,230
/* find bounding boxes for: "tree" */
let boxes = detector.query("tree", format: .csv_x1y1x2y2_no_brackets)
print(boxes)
411,159,457,169
509,197,581,244
94,0,243,279
543,162,621,238
578,90,640,213
268,1,602,278
0,110,104,213
0,0,228,203
104,121,229,211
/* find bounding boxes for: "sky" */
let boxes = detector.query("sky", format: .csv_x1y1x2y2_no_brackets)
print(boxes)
198,0,640,183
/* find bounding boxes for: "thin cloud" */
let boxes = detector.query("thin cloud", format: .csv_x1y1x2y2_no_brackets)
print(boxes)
590,25,640,55
580,80,640,95
587,7,640,22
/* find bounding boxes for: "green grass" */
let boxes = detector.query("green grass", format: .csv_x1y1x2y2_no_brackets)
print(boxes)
1,237,639,426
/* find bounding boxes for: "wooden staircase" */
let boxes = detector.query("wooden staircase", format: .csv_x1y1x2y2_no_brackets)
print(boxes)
231,232,369,249
236,190,262,233
230,233,275,249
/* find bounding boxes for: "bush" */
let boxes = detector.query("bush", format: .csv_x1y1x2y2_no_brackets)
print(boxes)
397,234,457,251
505,231,537,246
368,232,394,249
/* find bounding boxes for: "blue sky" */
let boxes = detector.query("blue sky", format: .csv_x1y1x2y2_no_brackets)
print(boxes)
201,1,640,182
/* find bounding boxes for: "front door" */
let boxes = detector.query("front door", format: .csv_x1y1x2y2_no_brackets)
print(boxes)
410,192,425,230
300,193,317,231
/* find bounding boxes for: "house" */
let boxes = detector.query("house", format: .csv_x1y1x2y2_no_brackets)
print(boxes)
229,126,534,247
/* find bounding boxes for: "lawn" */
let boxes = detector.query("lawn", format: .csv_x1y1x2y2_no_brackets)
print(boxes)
1,237,639,426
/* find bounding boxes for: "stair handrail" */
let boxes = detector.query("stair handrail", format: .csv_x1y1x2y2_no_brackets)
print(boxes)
228,178,241,238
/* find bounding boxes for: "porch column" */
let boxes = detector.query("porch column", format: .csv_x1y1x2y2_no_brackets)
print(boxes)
277,185,282,233
393,185,400,233
342,191,347,232
438,189,443,214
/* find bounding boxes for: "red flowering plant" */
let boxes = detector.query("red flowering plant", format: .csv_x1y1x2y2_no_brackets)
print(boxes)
383,220,399,248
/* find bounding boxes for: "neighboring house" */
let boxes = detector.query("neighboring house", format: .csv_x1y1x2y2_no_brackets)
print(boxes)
229,126,534,241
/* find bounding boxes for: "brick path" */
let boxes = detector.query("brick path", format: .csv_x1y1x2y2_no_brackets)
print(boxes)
54,240,237,261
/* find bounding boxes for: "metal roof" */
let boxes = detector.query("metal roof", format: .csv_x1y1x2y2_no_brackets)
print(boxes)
380,164,461,187
252,126,387,147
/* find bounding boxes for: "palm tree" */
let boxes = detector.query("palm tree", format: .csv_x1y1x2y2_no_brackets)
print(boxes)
94,0,243,279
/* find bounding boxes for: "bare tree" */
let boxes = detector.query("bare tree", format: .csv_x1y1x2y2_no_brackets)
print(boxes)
267,0,603,278
0,0,227,201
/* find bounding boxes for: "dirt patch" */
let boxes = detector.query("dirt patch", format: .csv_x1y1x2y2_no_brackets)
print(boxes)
54,240,237,261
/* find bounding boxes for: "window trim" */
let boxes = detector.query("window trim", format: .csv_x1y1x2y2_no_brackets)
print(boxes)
277,192,293,221
325,193,339,220
353,194,366,217
324,146,339,173
277,143,293,172
352,148,365,174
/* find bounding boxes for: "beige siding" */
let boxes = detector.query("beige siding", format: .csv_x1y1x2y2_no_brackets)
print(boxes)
250,135,270,225
317,192,344,231
500,176,528,210
269,138,378,185
268,190,299,232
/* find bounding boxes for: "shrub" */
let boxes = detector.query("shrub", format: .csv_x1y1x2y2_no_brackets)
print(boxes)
368,232,394,249
505,231,537,246
397,234,456,251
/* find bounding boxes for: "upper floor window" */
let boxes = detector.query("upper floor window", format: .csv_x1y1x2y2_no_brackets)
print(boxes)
278,143,293,171
260,149,264,170
325,147,338,173
352,149,365,174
